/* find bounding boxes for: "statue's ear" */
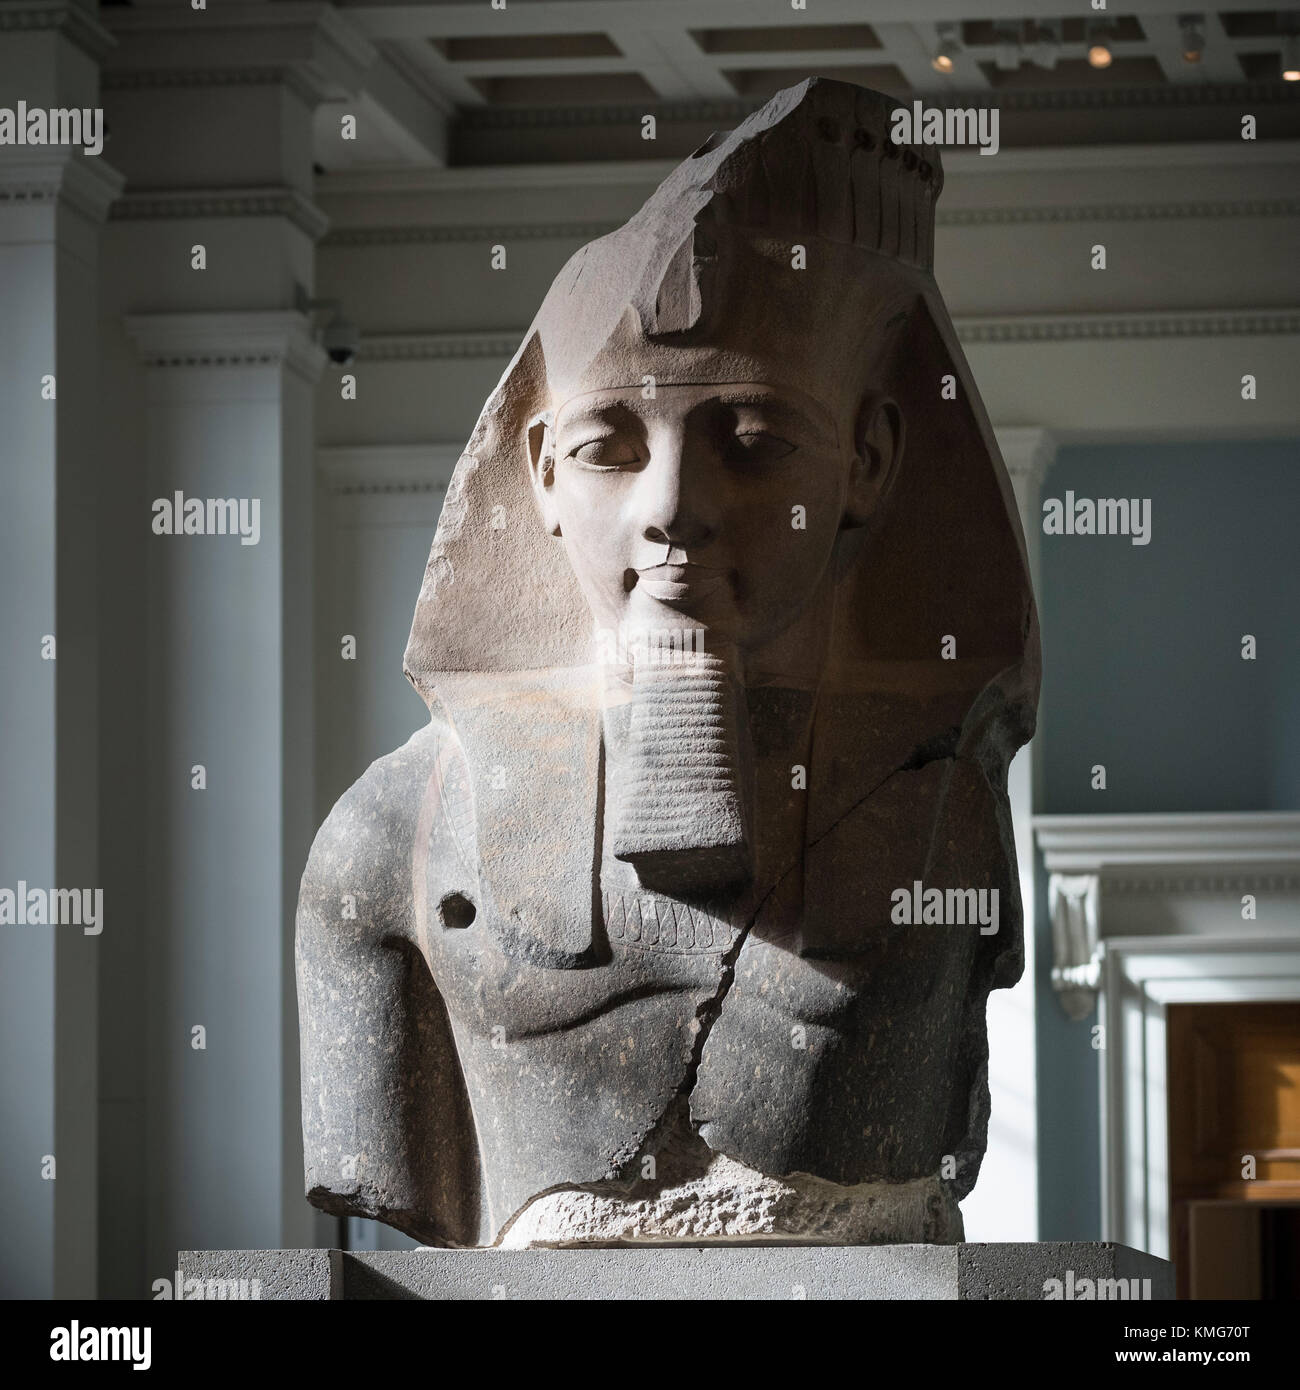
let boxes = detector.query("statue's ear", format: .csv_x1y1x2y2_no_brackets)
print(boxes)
844,393,904,529
526,411,561,536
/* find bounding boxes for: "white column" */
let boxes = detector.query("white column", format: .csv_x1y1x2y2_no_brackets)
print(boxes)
94,4,373,1290
125,312,326,1280
0,4,123,1299
960,427,1055,1241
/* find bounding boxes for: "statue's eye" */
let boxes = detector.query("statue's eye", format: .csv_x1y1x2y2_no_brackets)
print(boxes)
568,438,639,469
727,431,796,465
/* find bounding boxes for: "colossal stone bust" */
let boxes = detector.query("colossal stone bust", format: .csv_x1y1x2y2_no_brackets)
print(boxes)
297,79,1039,1249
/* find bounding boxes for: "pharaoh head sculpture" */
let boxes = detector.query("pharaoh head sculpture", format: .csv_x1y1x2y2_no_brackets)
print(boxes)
299,78,1039,1251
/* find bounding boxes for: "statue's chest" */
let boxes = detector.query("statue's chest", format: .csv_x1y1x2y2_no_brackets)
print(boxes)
414,725,768,1043
422,877,747,1046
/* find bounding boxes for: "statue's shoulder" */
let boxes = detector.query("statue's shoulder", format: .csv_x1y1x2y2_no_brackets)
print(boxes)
298,717,451,945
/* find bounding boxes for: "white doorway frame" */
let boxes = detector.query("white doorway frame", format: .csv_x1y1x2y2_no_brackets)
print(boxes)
1099,936,1300,1259
1035,811,1300,1259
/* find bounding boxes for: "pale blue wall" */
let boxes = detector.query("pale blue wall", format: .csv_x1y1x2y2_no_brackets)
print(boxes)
1035,438,1300,1238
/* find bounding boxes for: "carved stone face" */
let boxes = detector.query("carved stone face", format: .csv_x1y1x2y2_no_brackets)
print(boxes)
533,377,902,656
308,80,1042,1255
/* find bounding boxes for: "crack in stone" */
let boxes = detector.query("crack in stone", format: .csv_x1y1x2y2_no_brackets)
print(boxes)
669,722,966,1132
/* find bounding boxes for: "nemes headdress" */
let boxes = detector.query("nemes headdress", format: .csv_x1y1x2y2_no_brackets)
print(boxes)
406,77,1034,688
402,78,1038,971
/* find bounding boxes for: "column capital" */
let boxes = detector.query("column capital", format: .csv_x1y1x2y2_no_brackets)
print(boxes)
0,151,125,230
994,426,1058,502
102,3,375,105
1046,872,1102,1021
125,310,327,384
0,1,116,63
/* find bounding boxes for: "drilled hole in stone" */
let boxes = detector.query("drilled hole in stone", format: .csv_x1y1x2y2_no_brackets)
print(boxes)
439,892,477,930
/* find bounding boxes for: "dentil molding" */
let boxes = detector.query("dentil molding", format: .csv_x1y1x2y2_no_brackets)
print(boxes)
353,310,1300,363
453,81,1300,133
125,310,327,382
321,201,1300,249
0,153,124,225
109,186,330,242
0,1,115,61
102,3,375,103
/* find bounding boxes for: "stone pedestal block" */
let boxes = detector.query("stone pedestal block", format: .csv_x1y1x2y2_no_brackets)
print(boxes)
177,1243,1173,1301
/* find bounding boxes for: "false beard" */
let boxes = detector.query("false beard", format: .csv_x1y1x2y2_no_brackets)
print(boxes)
604,645,752,896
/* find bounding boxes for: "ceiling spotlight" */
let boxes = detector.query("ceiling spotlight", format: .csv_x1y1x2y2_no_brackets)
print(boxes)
932,23,961,74
1029,24,1061,71
1284,34,1300,82
995,28,1023,72
1087,25,1113,69
1179,14,1205,64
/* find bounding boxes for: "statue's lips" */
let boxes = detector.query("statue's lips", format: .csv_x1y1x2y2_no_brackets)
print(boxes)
633,563,730,604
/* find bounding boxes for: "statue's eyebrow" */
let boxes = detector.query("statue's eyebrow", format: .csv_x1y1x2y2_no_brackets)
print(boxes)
555,397,641,432
703,390,828,432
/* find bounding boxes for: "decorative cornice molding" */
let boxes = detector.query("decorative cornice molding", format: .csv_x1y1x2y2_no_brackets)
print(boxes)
990,80,1300,113
316,159,679,198
0,0,115,61
101,66,316,103
942,140,1300,174
1103,933,1300,962
459,97,756,133
939,198,1300,227
1038,813,1300,1023
959,309,1300,344
352,310,1300,364
109,186,329,242
0,153,125,224
356,331,521,362
322,220,614,248
317,443,460,495
125,311,327,383
1034,812,1300,872
320,199,1300,250
455,81,1300,133
1103,873,1300,895
102,3,375,102
314,142,1300,199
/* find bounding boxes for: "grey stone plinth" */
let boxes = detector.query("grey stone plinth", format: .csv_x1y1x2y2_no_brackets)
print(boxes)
178,1243,1173,1301
174,1248,339,1300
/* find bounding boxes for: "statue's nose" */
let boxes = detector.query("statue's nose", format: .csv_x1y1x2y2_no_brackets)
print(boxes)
637,437,715,550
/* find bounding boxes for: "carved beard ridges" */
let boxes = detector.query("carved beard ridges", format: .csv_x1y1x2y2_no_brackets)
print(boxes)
605,649,753,896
